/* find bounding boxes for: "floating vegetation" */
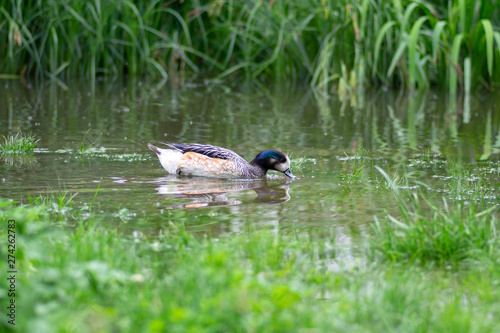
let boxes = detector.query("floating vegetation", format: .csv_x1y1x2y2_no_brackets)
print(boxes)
52,147,149,162
102,153,149,162
290,157,317,170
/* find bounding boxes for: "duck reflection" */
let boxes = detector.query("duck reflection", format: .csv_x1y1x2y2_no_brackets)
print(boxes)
153,176,291,209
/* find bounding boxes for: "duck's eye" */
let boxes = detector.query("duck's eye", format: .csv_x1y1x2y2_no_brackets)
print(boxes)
279,158,286,163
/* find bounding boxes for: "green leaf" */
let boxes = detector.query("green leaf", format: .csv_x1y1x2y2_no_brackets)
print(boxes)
63,4,96,35
360,0,371,39
459,0,467,33
409,17,428,88
373,21,397,77
494,31,500,51
387,39,407,79
449,34,463,98
401,2,420,34
481,19,494,77
154,8,192,47
417,55,430,88
432,21,447,62
146,58,168,80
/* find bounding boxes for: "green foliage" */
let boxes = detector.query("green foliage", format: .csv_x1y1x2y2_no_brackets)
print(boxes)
372,195,498,265
0,132,39,154
1,0,499,92
1,196,500,332
372,166,499,266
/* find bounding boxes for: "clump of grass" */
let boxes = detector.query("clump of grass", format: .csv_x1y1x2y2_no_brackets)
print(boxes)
0,132,39,154
340,149,375,183
27,190,79,220
371,195,498,265
372,166,499,265
79,128,94,154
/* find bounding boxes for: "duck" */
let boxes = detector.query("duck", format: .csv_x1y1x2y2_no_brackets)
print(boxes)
148,142,295,179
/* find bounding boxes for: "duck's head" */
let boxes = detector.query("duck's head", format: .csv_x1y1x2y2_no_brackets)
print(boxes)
251,150,295,179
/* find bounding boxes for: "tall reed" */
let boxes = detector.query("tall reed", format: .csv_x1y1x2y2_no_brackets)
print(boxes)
1,0,499,94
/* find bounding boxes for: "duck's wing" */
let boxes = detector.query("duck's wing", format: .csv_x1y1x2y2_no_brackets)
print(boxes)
157,142,246,162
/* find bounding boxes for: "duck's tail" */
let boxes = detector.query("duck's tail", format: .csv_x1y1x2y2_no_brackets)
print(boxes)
148,143,183,174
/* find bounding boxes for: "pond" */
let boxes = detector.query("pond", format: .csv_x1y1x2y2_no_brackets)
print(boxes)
1,78,499,254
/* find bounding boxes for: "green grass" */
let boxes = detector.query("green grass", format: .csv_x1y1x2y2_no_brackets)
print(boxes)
372,166,500,266
0,132,39,154
2,180,500,331
372,195,498,265
340,149,376,183
1,0,499,94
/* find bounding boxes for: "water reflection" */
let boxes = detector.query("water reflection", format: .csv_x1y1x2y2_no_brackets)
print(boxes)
1,154,37,167
1,79,499,161
153,176,291,209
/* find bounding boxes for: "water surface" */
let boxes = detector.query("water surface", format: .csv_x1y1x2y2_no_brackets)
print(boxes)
1,79,500,254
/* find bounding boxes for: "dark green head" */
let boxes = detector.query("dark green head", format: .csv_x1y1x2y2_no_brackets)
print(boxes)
251,150,295,178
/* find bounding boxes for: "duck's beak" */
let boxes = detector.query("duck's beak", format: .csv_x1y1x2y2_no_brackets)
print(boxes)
283,168,296,179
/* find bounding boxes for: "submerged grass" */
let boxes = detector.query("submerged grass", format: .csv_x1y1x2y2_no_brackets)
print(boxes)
1,0,499,93
0,132,39,154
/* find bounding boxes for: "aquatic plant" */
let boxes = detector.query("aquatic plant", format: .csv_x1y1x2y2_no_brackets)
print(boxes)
0,132,39,154
288,155,316,171
340,149,375,183
1,0,499,94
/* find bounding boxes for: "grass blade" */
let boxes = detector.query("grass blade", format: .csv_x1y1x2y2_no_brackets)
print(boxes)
154,8,193,47
387,39,407,80
359,0,371,39
409,17,428,88
401,2,420,35
375,165,400,196
449,33,464,99
63,4,96,35
481,19,493,77
459,0,467,33
417,55,430,88
373,21,396,78
215,62,253,80
494,31,500,52
146,58,168,80
432,21,447,62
